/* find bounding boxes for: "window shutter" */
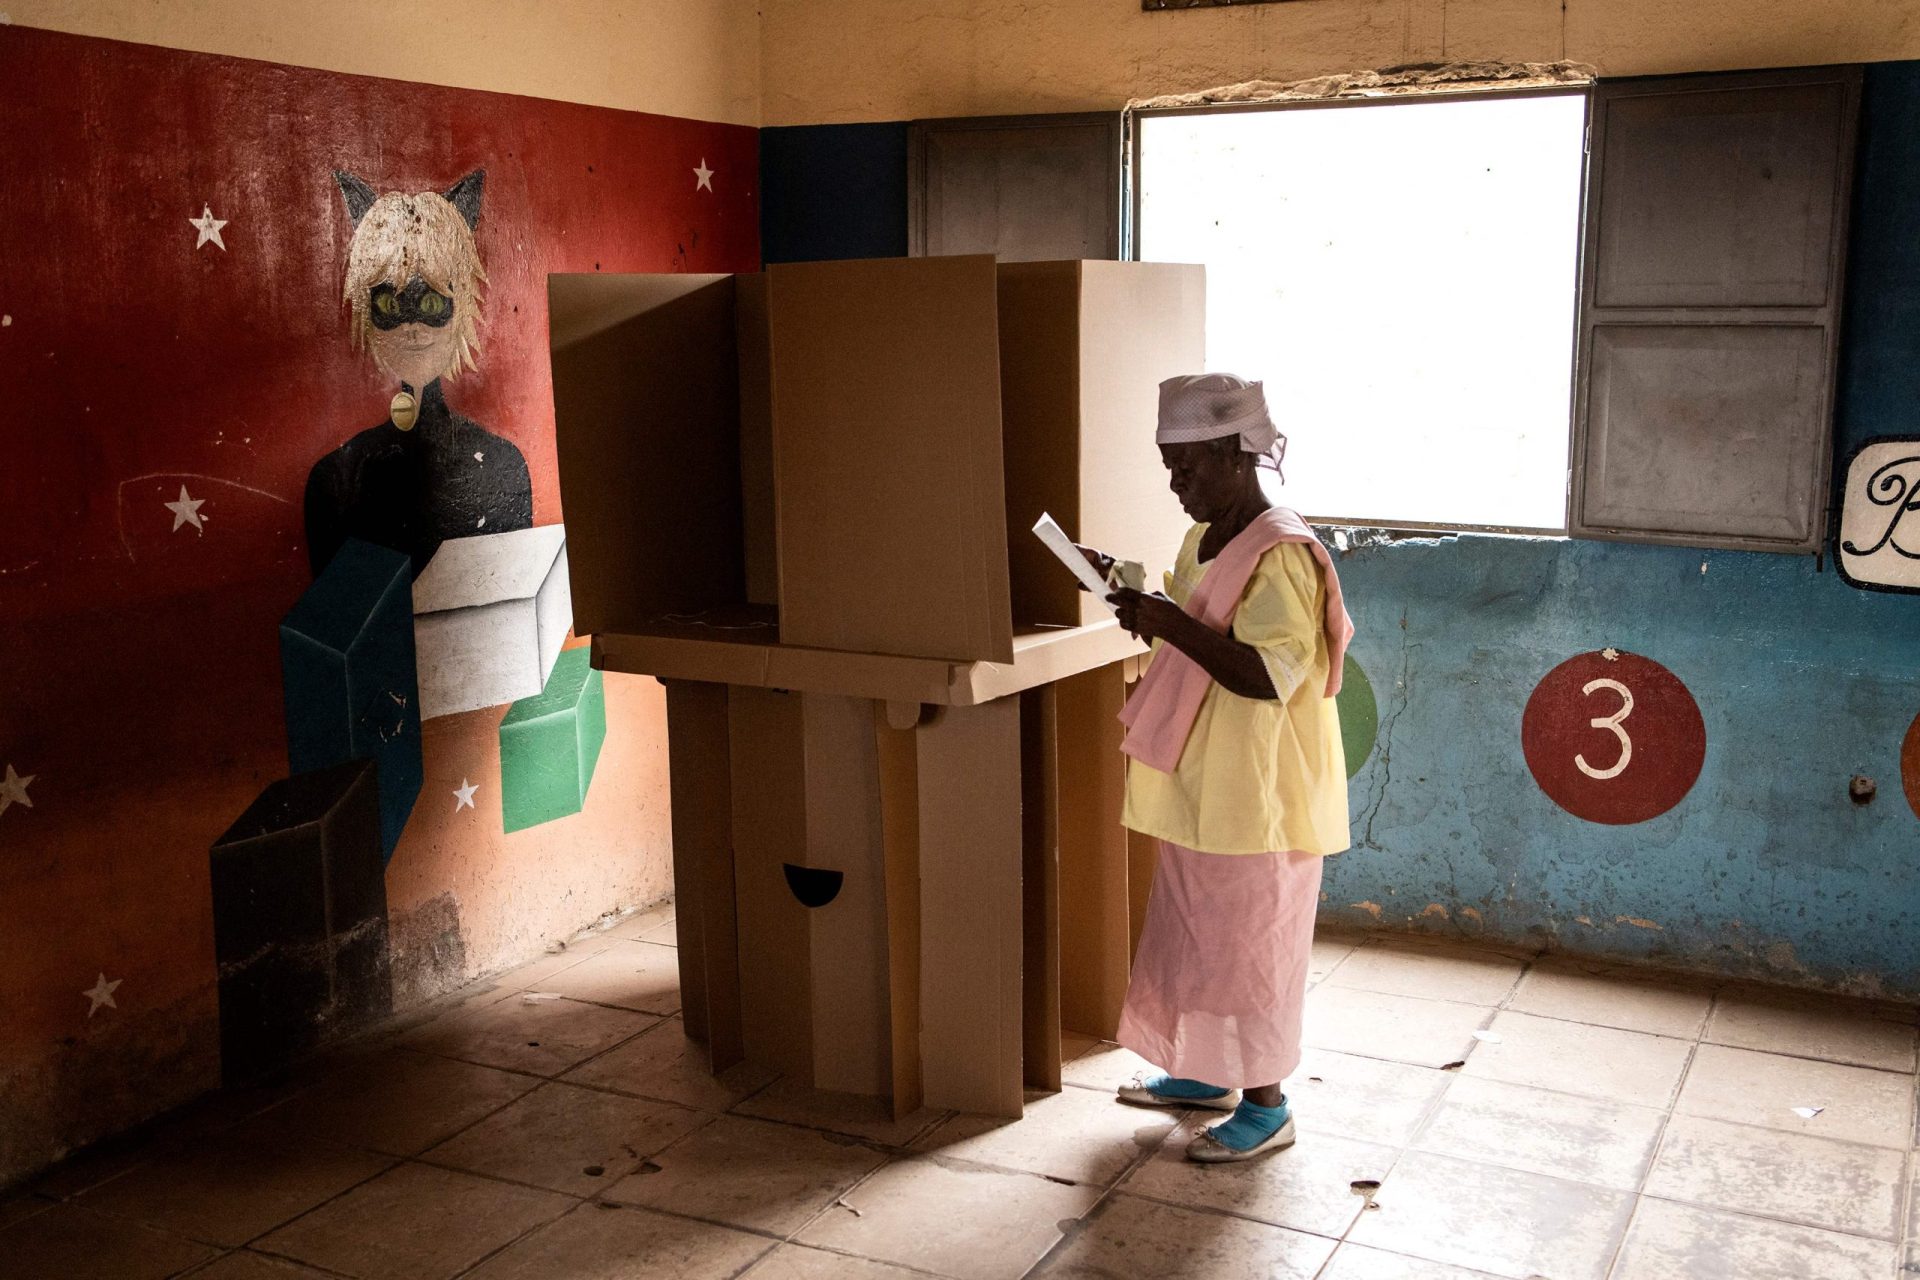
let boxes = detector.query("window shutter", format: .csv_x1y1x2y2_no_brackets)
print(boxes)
1571,67,1862,553
908,113,1123,262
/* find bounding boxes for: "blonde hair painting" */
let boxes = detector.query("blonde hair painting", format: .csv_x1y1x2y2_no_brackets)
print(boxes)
338,174,487,384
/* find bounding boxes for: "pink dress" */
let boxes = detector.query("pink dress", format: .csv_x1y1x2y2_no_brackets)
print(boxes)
1114,508,1351,1088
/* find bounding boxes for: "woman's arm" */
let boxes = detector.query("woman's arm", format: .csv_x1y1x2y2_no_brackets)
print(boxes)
1110,588,1278,700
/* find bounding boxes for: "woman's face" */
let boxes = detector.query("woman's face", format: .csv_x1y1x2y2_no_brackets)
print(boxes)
1160,439,1246,523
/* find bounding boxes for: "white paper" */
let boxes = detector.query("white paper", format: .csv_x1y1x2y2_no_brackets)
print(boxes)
1032,513,1117,612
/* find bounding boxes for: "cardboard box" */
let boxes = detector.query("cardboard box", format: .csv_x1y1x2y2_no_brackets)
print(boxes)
412,525,571,721
767,255,1014,662
997,261,1206,625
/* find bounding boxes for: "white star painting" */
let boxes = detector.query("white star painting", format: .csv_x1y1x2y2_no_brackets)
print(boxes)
188,205,228,251
0,764,33,816
83,973,121,1017
165,484,206,533
452,778,478,811
693,159,714,192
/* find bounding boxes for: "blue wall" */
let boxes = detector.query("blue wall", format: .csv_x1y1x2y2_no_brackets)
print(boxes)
761,64,1920,994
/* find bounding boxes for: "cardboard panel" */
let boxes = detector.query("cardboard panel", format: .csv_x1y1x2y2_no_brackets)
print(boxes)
996,261,1086,626
874,707,924,1119
802,694,892,1097
663,680,742,1066
727,685,813,1080
768,256,1014,662
916,697,1025,1118
1019,687,1062,1091
737,273,778,607
548,273,746,635
1075,261,1206,619
1054,662,1131,1038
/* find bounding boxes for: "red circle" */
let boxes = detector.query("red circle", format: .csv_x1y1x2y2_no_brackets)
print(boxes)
1902,710,1920,822
1522,651,1706,825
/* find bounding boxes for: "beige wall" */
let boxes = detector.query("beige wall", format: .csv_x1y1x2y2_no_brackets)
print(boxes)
9,0,762,125
761,0,1920,124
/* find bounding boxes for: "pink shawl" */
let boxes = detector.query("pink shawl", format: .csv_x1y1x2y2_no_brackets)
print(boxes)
1118,507,1353,774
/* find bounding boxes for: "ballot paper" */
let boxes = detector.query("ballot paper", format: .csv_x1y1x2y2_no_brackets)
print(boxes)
1032,513,1118,613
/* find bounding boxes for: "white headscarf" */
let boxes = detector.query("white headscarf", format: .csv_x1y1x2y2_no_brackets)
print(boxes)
1155,373,1286,475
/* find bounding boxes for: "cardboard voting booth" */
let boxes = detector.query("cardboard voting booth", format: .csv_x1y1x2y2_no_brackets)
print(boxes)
550,256,1203,1119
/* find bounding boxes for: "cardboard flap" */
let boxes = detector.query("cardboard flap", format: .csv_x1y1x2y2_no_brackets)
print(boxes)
767,255,1014,663
548,273,748,636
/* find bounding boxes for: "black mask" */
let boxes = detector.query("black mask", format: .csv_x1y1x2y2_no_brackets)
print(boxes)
368,277,455,329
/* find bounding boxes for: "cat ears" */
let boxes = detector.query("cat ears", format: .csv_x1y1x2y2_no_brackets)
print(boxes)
333,169,486,231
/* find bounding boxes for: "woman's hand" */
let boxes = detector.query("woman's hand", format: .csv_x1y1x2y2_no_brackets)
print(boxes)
1110,588,1186,643
1075,544,1116,584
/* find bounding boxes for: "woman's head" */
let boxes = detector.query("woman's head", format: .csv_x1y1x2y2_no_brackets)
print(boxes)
1155,373,1286,522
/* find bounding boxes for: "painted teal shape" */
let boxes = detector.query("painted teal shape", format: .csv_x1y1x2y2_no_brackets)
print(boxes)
280,538,421,862
499,646,607,833
1336,655,1379,779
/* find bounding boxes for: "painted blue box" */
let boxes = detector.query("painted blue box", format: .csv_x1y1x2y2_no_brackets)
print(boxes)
281,537,422,860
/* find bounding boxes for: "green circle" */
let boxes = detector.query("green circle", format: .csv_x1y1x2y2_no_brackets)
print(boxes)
1337,655,1379,779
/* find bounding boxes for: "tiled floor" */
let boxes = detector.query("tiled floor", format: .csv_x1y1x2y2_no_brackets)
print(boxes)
7,913,1919,1279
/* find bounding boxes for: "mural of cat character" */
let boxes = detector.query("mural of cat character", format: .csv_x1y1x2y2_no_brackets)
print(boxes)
304,170,533,577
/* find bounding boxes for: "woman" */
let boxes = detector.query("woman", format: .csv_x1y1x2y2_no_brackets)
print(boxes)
1080,373,1352,1164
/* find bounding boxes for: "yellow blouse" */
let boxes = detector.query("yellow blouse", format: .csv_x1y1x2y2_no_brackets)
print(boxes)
1121,524,1351,856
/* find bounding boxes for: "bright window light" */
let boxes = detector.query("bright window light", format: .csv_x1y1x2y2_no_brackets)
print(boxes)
1137,92,1588,531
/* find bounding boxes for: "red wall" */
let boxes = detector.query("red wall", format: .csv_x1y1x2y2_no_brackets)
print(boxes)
0,25,759,1182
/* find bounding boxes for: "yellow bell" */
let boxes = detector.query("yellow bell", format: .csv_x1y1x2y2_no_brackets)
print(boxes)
390,390,419,431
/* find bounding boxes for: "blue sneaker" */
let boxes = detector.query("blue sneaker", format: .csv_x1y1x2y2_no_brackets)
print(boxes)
1117,1071,1242,1112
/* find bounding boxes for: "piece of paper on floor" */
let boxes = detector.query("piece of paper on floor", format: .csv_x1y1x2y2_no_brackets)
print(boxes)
523,991,564,1002
1471,1030,1503,1043
1791,1105,1825,1119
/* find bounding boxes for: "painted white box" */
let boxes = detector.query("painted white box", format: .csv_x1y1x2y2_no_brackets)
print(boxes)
1837,438,1920,595
412,525,572,720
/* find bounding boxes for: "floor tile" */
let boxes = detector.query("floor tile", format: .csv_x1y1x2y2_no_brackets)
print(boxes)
732,1077,947,1146
1318,1243,1503,1279
76,1117,392,1247
1345,1149,1634,1280
1303,986,1490,1068
1308,937,1357,985
184,1252,335,1278
1059,1041,1155,1092
741,1243,937,1279
562,1017,777,1112
606,903,675,942
1034,1193,1333,1280
1284,1048,1453,1147
602,1114,886,1236
1412,1075,1666,1191
1123,1115,1397,1237
538,940,681,1014
264,1050,539,1156
1676,1042,1914,1149
0,1195,52,1231
0,1202,216,1279
464,1201,771,1279
1642,1112,1904,1239
502,945,599,989
1611,1197,1898,1280
1705,995,1919,1072
1325,942,1524,1006
424,1081,710,1196
915,1086,1177,1186
1460,1011,1693,1107
1507,963,1712,1039
258,1162,572,1280
402,992,659,1076
797,1157,1098,1280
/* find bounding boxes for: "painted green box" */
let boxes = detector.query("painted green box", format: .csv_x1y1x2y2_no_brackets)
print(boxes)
499,646,607,832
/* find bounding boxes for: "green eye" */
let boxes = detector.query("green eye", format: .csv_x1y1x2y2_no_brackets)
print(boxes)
373,291,398,315
420,293,448,317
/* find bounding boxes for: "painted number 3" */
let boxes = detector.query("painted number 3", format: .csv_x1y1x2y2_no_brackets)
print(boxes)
1575,678,1633,781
